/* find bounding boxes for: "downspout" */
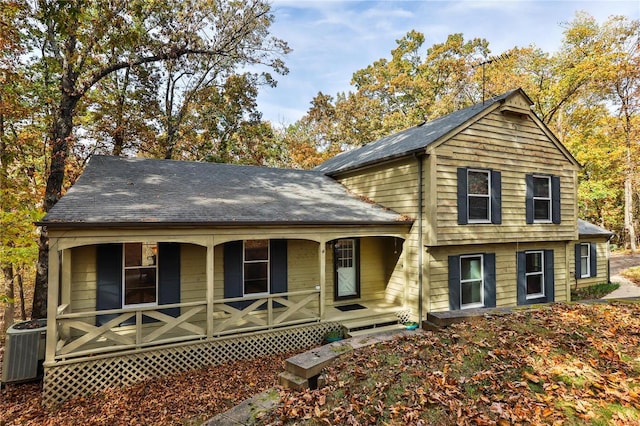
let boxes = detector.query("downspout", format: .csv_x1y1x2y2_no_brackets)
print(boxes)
415,153,424,323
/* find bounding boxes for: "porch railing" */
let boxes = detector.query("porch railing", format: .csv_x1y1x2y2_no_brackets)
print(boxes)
54,289,321,360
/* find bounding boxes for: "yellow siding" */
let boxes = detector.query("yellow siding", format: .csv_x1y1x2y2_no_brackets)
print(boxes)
323,237,404,307
427,242,569,312
70,245,97,312
336,158,420,217
433,111,578,246
569,238,611,290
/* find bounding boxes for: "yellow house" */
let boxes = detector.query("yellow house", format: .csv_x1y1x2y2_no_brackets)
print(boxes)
37,88,610,405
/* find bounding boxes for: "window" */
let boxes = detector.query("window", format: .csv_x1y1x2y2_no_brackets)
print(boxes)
517,250,555,305
244,239,269,295
448,253,496,310
579,243,590,278
533,176,551,222
525,251,545,299
526,174,560,224
123,242,158,306
457,168,501,225
575,242,597,279
460,255,484,308
468,170,491,222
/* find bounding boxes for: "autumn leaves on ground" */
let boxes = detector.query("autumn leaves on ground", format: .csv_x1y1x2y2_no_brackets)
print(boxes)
2,302,640,425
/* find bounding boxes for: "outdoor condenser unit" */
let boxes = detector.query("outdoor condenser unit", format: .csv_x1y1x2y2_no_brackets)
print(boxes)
1,319,47,385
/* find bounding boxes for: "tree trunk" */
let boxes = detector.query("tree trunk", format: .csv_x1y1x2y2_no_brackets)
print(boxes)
624,174,637,252
17,271,26,320
32,92,79,319
3,264,15,332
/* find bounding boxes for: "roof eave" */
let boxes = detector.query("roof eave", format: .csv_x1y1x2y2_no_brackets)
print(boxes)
37,219,415,229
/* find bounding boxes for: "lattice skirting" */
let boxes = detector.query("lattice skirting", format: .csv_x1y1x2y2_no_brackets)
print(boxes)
43,322,341,407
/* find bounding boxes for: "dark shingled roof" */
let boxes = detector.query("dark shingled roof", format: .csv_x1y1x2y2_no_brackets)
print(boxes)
578,219,614,238
315,89,521,175
41,156,410,227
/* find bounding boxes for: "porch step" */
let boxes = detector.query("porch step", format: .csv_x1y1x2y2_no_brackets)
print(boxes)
341,313,403,338
346,323,406,338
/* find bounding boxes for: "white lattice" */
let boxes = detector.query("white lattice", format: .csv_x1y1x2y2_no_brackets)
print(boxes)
43,322,339,407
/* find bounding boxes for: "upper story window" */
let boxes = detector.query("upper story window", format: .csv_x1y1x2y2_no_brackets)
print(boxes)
467,170,491,222
244,239,269,295
123,242,158,306
457,168,501,225
533,176,552,222
526,174,561,224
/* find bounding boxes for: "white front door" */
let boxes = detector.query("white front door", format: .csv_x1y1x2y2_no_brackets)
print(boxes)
335,239,358,298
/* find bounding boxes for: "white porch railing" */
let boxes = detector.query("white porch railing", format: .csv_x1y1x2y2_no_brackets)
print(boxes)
54,289,321,360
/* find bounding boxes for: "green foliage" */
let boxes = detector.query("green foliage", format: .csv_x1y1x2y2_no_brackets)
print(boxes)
570,282,620,301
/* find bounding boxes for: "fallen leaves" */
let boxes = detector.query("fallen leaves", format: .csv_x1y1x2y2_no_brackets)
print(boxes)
0,348,310,425
261,302,640,425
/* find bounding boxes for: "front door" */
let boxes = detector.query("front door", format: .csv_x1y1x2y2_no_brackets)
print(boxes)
334,239,360,299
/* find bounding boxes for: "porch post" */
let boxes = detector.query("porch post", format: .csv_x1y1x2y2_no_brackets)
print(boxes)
45,241,61,364
318,241,326,319
206,240,215,339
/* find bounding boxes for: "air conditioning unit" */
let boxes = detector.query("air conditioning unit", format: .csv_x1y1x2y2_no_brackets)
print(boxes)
1,319,47,385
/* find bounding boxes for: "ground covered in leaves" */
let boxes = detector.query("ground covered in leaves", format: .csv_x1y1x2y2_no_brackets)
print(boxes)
0,349,306,425
261,302,640,425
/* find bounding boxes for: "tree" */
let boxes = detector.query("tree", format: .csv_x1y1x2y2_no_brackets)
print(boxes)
559,13,640,250
1,0,43,328
29,0,290,319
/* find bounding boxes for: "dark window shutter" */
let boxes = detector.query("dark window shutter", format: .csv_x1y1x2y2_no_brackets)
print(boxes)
270,240,288,308
575,244,582,278
551,176,561,224
590,242,598,278
457,168,468,225
448,255,461,310
525,174,534,224
544,250,555,301
224,241,248,309
96,244,123,326
158,243,181,318
483,253,496,307
516,251,527,305
491,170,502,224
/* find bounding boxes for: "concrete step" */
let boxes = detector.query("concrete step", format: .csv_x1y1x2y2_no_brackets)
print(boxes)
346,323,406,338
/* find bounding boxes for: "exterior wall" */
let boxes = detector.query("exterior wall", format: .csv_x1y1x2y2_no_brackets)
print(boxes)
70,245,97,312
569,237,611,290
430,110,578,246
335,157,422,316
427,241,570,312
323,236,403,307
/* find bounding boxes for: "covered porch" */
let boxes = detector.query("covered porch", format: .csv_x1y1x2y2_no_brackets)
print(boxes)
45,226,411,363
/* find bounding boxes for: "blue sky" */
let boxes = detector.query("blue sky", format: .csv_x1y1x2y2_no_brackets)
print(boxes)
257,0,639,126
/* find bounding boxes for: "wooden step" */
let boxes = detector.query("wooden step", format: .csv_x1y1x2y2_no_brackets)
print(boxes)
340,314,400,331
346,323,406,338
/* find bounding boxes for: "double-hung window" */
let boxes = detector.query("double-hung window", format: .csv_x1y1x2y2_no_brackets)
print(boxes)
460,255,484,308
526,174,561,224
448,253,496,310
123,242,158,306
579,243,591,278
457,168,501,225
533,176,552,222
243,240,269,295
467,170,491,222
575,242,597,279
525,251,545,299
